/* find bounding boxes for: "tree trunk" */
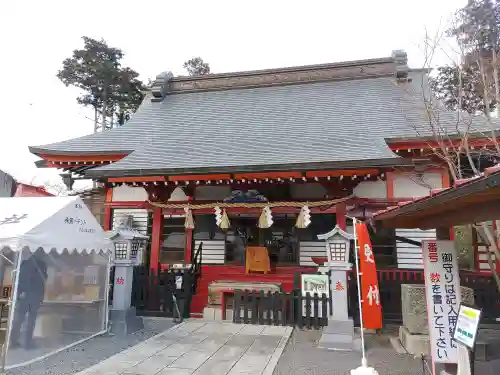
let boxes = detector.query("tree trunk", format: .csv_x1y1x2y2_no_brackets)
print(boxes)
101,85,107,131
93,106,99,133
492,49,500,118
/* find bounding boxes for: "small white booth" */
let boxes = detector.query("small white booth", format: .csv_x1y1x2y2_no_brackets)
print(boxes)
0,196,113,370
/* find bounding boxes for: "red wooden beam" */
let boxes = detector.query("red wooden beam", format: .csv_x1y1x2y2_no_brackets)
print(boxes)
388,137,500,150
109,176,166,183
168,174,231,181
40,153,127,162
105,201,151,209
234,171,302,179
305,169,378,177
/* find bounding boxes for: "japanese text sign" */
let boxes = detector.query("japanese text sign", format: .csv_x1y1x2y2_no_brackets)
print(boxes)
453,304,481,350
355,222,382,329
301,274,330,297
422,240,461,364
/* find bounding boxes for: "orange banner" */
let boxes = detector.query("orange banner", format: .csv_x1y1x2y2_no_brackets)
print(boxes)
355,221,383,329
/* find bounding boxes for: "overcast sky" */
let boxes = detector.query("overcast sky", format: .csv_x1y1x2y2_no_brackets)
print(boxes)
0,0,465,191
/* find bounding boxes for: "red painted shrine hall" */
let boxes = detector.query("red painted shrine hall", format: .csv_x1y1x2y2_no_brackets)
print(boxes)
30,50,500,315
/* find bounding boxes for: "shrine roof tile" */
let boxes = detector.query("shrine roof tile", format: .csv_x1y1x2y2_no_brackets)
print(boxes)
30,57,499,176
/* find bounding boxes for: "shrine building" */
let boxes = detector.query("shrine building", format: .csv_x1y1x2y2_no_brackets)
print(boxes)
29,50,499,315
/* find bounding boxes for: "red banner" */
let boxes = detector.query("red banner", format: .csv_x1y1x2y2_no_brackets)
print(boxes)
355,221,383,329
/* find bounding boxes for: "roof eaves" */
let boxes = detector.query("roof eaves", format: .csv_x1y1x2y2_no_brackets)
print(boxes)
29,145,135,156
85,157,415,178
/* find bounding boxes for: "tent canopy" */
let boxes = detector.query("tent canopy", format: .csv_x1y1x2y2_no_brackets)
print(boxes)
0,196,113,254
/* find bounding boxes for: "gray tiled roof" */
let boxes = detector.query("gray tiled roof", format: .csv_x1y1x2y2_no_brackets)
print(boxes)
30,71,498,176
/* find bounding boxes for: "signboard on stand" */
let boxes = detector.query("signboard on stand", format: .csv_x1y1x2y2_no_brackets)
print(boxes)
422,240,461,365
453,304,482,350
301,274,329,317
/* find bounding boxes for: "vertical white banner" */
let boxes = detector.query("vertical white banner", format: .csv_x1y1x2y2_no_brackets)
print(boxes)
422,240,461,364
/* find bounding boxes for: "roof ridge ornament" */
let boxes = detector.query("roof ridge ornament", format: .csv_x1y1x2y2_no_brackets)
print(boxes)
151,71,174,102
392,50,409,81
317,224,355,241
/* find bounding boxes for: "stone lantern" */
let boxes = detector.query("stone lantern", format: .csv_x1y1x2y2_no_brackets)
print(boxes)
317,225,356,351
108,215,148,335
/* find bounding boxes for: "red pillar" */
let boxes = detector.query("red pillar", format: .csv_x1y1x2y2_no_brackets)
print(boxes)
185,229,193,263
150,207,163,272
103,187,113,231
336,202,347,231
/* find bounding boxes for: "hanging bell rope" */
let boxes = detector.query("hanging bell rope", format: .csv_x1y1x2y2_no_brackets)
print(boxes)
184,207,195,229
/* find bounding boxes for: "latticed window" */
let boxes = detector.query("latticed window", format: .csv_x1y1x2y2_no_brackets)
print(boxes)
329,242,347,261
130,241,141,259
114,242,128,260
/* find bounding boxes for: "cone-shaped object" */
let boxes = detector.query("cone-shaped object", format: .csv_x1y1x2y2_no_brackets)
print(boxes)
184,207,195,229
258,206,273,228
295,208,306,228
296,206,311,228
220,209,230,229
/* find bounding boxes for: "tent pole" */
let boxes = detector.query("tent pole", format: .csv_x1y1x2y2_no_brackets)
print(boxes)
0,248,23,374
104,253,112,332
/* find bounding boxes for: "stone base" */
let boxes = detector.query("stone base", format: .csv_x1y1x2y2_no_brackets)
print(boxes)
318,318,356,351
399,326,429,356
203,306,232,321
109,308,144,336
474,331,500,361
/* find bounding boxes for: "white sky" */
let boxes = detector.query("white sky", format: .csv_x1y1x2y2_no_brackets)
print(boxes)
0,0,466,190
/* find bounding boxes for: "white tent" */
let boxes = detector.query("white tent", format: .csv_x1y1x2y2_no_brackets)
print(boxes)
0,196,113,370
0,196,113,254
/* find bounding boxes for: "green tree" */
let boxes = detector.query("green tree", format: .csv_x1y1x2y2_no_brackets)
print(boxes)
430,0,500,115
183,57,210,76
57,36,145,130
430,63,495,114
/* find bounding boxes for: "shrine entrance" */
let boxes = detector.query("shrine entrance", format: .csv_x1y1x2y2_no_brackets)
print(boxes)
224,214,299,267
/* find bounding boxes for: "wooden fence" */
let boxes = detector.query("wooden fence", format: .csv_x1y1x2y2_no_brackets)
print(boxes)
232,290,329,329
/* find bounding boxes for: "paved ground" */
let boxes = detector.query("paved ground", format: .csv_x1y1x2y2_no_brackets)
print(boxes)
273,329,422,375
7,318,174,375
77,321,292,375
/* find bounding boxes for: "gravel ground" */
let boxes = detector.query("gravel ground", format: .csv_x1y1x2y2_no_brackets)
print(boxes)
7,318,175,375
273,328,423,375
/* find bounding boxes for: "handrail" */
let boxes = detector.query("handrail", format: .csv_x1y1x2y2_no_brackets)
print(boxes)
192,242,203,275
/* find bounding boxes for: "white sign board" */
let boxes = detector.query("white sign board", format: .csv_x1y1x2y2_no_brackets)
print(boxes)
301,274,329,297
422,240,461,364
453,304,482,350
301,274,329,317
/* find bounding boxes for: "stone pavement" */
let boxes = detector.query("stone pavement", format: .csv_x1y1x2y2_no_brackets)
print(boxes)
273,329,422,375
77,321,292,375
